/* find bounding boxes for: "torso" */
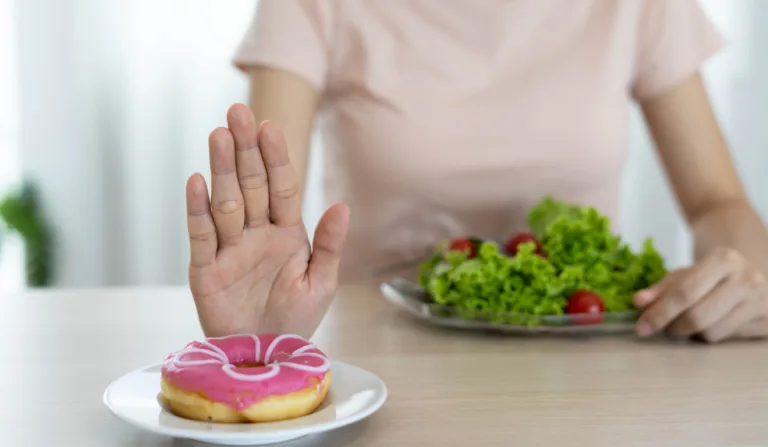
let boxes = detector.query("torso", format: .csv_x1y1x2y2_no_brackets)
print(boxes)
316,0,646,280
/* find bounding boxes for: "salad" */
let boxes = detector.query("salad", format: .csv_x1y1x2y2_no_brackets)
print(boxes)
417,197,668,326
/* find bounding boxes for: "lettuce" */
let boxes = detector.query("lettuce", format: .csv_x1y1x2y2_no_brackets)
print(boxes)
418,196,667,320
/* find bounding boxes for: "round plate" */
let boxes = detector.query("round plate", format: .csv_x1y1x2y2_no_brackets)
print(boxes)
381,278,639,335
103,361,387,445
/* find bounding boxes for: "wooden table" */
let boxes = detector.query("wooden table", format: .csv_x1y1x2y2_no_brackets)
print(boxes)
2,285,768,447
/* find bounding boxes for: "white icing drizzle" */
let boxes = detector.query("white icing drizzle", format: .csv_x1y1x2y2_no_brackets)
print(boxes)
206,334,247,341
203,334,262,364
280,352,331,373
251,334,261,364
198,339,230,364
173,347,225,367
169,334,330,383
264,334,310,364
291,343,317,356
221,363,281,381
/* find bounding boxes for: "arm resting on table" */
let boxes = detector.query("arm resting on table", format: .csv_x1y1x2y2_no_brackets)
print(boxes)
641,72,768,273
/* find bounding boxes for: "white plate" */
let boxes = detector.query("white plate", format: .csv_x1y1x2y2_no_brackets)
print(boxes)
103,361,388,445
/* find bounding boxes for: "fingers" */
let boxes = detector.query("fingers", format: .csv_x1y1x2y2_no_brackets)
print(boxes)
634,269,685,308
703,271,768,342
308,203,351,292
695,300,756,343
216,106,302,228
186,173,218,268
733,315,768,340
664,277,744,338
259,121,303,227
209,127,246,245
635,250,740,336
227,104,270,228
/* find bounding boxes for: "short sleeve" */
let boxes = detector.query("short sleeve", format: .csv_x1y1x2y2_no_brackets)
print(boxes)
232,0,336,91
632,0,726,101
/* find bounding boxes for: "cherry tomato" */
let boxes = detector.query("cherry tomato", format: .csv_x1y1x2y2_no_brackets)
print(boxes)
505,232,545,256
447,238,476,258
566,290,605,325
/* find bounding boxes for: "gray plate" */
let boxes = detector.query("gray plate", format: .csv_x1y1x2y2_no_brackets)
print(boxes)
379,276,640,335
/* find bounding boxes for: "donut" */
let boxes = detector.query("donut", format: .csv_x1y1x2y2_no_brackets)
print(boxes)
159,333,331,423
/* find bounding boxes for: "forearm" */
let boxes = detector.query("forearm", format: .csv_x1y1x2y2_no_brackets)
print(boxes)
248,66,318,194
638,74,768,273
690,198,768,273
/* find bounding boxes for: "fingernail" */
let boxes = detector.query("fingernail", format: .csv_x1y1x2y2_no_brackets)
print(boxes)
636,322,652,337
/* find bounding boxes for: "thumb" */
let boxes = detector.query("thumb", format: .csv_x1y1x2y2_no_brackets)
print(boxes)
308,203,351,293
633,269,685,308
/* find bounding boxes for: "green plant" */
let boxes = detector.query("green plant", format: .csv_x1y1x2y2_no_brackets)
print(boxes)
0,181,54,287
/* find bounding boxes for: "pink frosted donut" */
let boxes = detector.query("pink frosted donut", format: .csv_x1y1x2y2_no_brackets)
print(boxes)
159,333,331,423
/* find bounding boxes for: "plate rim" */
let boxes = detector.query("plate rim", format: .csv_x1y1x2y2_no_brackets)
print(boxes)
103,360,388,441
380,280,639,334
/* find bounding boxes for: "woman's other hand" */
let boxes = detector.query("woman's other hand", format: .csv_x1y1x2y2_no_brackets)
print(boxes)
634,247,768,343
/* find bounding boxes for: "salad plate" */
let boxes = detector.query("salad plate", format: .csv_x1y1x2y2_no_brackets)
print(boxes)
375,196,666,336
380,276,640,334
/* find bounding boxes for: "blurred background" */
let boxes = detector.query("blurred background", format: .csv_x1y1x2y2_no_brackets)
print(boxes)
0,0,765,293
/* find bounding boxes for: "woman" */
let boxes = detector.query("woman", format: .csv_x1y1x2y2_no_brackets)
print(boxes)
185,0,768,343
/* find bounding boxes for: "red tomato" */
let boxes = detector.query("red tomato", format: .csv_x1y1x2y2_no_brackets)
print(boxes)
566,290,605,325
505,232,544,256
447,238,476,258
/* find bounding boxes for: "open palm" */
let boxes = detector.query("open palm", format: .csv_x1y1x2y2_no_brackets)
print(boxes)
185,104,349,338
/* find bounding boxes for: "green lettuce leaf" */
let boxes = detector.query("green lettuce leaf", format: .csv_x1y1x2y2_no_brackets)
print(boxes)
421,242,567,325
418,196,668,321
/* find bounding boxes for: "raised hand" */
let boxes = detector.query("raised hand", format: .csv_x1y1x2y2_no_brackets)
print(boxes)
185,104,350,338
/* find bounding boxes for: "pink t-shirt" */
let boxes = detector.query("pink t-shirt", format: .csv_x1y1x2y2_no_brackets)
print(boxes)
233,0,724,281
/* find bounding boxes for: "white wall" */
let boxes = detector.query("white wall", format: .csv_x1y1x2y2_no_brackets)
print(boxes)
0,0,24,293
14,0,258,287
